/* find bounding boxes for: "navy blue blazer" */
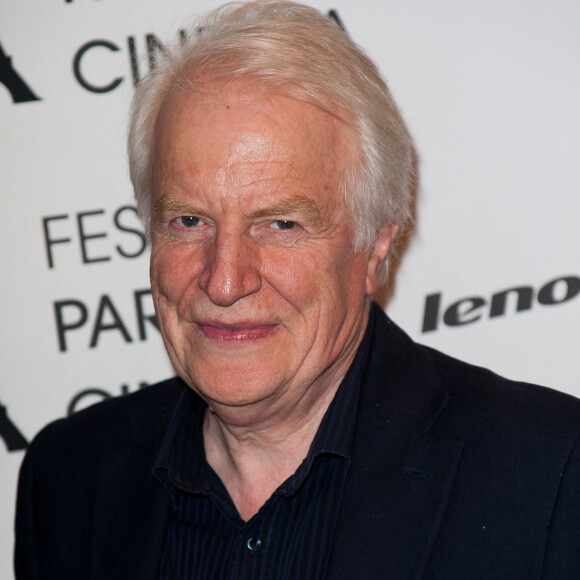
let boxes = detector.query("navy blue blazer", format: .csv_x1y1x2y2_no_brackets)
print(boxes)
15,304,580,579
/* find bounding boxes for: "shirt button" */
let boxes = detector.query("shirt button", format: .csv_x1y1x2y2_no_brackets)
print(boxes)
246,537,262,552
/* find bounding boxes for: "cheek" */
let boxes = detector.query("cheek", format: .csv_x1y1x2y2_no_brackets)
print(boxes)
151,245,201,309
261,249,319,298
261,246,354,313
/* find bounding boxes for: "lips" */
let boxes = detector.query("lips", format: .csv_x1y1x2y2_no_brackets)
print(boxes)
197,321,279,342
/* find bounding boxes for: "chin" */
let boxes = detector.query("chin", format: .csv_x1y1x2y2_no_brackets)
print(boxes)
184,366,285,408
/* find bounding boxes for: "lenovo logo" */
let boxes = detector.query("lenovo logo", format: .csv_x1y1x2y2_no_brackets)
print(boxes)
422,274,579,332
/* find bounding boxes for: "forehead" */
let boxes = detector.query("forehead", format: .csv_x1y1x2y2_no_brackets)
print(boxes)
152,81,356,201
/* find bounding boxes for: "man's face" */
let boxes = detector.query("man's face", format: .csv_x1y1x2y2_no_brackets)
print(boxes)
150,82,391,416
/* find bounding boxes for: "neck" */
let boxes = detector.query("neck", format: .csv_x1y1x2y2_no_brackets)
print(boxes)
203,377,339,521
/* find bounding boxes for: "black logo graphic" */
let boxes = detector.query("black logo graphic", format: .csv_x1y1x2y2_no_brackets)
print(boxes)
0,42,41,104
422,274,580,332
0,402,28,452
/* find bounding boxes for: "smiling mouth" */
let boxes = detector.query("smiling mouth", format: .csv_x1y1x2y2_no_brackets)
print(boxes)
197,322,279,342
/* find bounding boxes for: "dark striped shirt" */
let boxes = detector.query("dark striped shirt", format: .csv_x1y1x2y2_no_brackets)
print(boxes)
153,319,372,580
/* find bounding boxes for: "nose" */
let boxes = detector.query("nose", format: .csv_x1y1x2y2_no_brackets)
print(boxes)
198,231,262,307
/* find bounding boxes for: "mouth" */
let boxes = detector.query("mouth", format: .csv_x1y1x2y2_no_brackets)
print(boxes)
197,321,279,342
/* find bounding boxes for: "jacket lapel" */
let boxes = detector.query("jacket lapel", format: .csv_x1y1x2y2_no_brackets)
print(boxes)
328,306,464,579
89,445,171,580
89,381,184,580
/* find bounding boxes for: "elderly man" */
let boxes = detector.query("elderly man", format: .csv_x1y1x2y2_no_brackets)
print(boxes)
15,1,580,578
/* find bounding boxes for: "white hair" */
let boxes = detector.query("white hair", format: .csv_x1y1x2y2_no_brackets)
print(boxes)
128,0,415,252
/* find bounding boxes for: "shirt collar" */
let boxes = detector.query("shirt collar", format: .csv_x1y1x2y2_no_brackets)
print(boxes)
279,308,375,495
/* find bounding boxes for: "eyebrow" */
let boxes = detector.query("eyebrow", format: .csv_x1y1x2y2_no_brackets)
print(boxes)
250,195,324,228
152,193,197,226
153,192,326,229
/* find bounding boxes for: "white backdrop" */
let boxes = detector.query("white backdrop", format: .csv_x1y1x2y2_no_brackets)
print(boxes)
1,1,579,576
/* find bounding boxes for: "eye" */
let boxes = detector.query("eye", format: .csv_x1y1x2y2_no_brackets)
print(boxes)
176,216,202,228
270,220,296,230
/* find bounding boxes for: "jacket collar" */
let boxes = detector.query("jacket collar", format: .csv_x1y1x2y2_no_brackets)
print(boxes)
327,303,464,579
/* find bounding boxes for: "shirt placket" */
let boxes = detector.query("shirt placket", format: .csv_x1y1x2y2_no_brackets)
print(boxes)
227,496,282,580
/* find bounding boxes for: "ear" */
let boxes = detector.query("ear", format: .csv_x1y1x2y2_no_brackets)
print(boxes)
365,223,398,296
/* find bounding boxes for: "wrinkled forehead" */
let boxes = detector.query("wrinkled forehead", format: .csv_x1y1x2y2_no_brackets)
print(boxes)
151,79,358,194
